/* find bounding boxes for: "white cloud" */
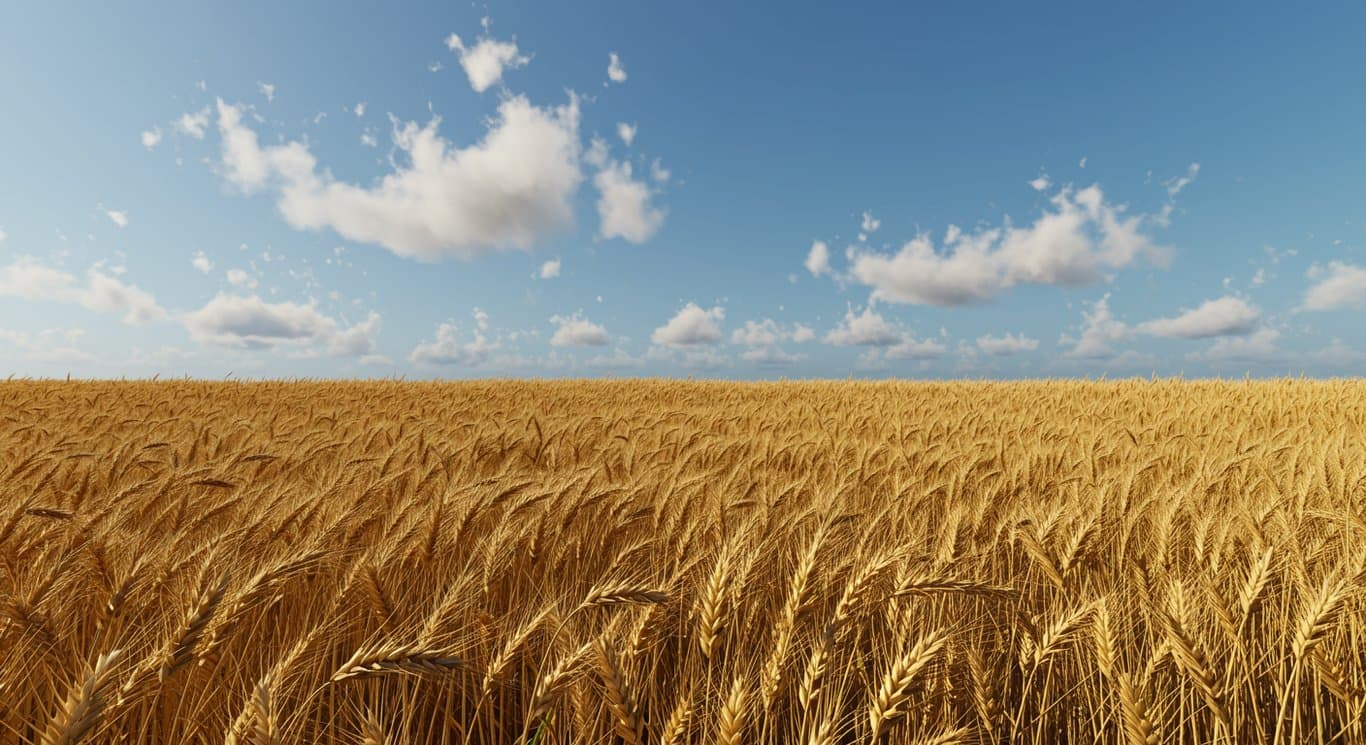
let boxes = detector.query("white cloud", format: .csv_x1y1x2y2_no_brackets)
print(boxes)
1190,327,1280,363
1136,296,1260,339
824,306,902,347
355,102,367,118
731,319,813,366
730,318,814,347
1313,339,1365,368
104,208,129,228
215,94,584,261
607,52,627,83
81,268,165,323
0,257,165,324
1165,162,1200,197
594,159,665,243
885,336,946,360
650,159,671,184
0,328,93,364
1079,157,1088,169
976,332,1040,356
861,210,880,234
257,81,276,102
846,184,1171,306
409,320,497,365
617,122,637,147
538,258,561,279
1062,295,1131,359
549,312,610,346
175,107,211,139
192,251,213,273
1029,175,1050,192
226,268,257,289
183,294,308,347
445,32,530,92
141,127,162,150
327,312,381,357
652,302,724,346
184,292,377,356
730,319,782,346
741,345,806,366
805,240,831,278
360,130,378,148
1303,262,1366,311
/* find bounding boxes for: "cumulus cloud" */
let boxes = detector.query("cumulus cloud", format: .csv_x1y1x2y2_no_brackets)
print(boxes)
885,336,946,360
326,312,381,357
184,292,341,349
861,210,880,234
617,122,637,146
1190,327,1281,363
730,318,815,347
1303,262,1366,311
1062,295,1131,359
175,107,210,139
593,159,665,243
741,345,806,366
445,32,531,92
0,328,93,364
538,258,561,279
824,307,945,365
83,269,165,323
0,257,165,324
730,319,782,347
141,127,162,150
731,318,813,365
409,320,497,365
184,293,375,354
846,183,1172,306
549,312,610,346
1136,296,1260,338
652,302,724,346
214,94,584,260
257,81,276,102
1313,339,1366,368
805,240,831,278
824,306,903,347
650,159,671,184
192,251,213,273
226,268,257,289
104,208,129,228
1029,175,1051,192
607,52,627,83
977,332,1040,356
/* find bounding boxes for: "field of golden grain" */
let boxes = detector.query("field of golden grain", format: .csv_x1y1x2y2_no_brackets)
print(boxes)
1,380,1364,744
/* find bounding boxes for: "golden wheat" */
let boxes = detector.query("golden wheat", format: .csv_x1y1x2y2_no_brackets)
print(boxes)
0,378,1364,743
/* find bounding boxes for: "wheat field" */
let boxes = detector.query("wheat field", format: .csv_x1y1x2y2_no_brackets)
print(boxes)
1,380,1364,744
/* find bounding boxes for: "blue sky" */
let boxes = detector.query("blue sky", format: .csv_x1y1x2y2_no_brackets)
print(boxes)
2,2,1365,378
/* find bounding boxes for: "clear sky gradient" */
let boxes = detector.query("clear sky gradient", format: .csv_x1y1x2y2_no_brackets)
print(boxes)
2,2,1365,378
